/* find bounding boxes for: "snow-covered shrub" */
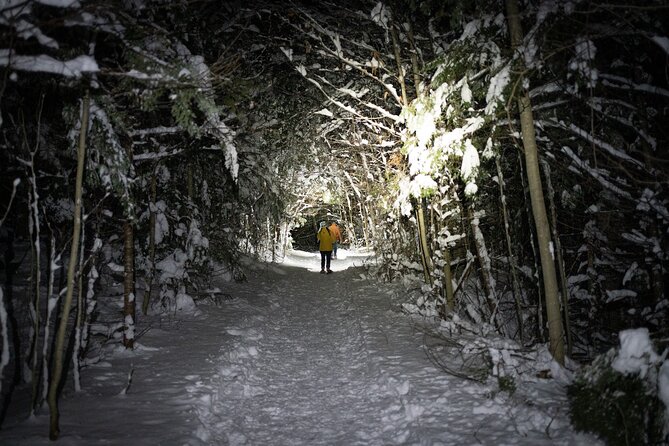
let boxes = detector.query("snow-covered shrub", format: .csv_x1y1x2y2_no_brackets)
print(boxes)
567,328,668,445
155,248,192,310
185,219,209,271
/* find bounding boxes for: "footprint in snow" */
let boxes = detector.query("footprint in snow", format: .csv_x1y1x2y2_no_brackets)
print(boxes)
226,328,263,340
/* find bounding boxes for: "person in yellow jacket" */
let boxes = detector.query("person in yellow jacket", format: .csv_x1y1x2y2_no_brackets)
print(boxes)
328,221,342,259
317,221,334,274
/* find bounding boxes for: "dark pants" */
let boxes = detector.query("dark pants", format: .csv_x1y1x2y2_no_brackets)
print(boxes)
320,251,332,271
333,242,338,257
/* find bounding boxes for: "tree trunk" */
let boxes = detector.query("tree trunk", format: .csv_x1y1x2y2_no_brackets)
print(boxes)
389,22,408,106
72,222,86,392
48,91,90,440
542,160,573,356
518,149,544,341
143,164,157,315
505,0,565,364
187,162,194,201
406,20,422,97
496,158,525,342
27,168,41,412
39,232,58,411
345,193,355,246
442,241,455,313
0,287,8,394
416,199,433,285
469,207,498,326
27,95,45,397
122,135,136,348
358,201,369,248
0,183,20,394
122,220,135,349
81,247,100,358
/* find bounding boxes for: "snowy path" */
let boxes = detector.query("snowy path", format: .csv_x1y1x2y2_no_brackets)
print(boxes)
0,250,600,445
187,251,598,445
192,260,425,444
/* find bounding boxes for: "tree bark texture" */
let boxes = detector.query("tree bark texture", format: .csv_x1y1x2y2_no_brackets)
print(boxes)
542,160,573,356
469,207,498,326
416,199,433,285
518,150,544,341
496,158,525,342
28,169,41,412
505,0,565,364
143,164,157,315
72,225,86,392
122,134,136,348
406,21,422,97
48,91,90,440
390,22,408,106
442,244,455,313
122,220,135,349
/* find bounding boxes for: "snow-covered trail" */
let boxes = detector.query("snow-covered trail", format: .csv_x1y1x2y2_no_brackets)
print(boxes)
188,251,598,445
192,258,424,444
0,250,600,445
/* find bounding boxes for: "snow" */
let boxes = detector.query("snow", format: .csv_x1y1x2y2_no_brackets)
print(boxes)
564,122,642,168
315,108,334,117
560,146,631,199
604,289,637,303
156,249,188,281
460,139,479,196
611,328,659,379
409,174,437,198
0,250,601,445
568,39,598,88
0,51,99,77
652,35,669,56
370,2,390,31
459,20,480,41
14,19,59,48
460,79,472,103
124,313,135,341
36,0,80,6
485,64,510,115
622,262,638,285
152,200,169,245
600,73,669,99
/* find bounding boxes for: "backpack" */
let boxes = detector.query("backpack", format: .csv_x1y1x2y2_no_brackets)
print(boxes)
316,227,331,247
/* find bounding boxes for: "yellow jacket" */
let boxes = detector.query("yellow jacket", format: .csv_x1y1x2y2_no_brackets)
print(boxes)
317,227,334,251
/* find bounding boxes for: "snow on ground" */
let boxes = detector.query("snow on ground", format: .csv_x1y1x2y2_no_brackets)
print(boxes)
0,249,601,445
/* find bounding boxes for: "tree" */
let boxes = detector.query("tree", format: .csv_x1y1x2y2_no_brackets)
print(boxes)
47,90,89,440
504,0,565,364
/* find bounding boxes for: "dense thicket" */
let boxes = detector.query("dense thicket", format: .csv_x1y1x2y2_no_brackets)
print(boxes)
258,0,668,359
1,0,667,438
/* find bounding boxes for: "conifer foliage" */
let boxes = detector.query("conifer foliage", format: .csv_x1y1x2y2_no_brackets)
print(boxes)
0,0,668,439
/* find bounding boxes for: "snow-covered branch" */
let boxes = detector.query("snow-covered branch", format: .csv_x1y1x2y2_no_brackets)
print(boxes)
548,119,646,169
0,50,98,77
133,148,185,162
600,73,669,99
650,35,669,56
560,146,632,199
128,126,181,138
292,64,400,137
278,8,402,106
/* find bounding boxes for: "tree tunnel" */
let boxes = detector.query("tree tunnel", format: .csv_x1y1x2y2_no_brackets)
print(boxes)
1,0,669,438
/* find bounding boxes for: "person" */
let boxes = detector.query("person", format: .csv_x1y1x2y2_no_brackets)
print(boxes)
316,221,334,274
328,221,342,259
